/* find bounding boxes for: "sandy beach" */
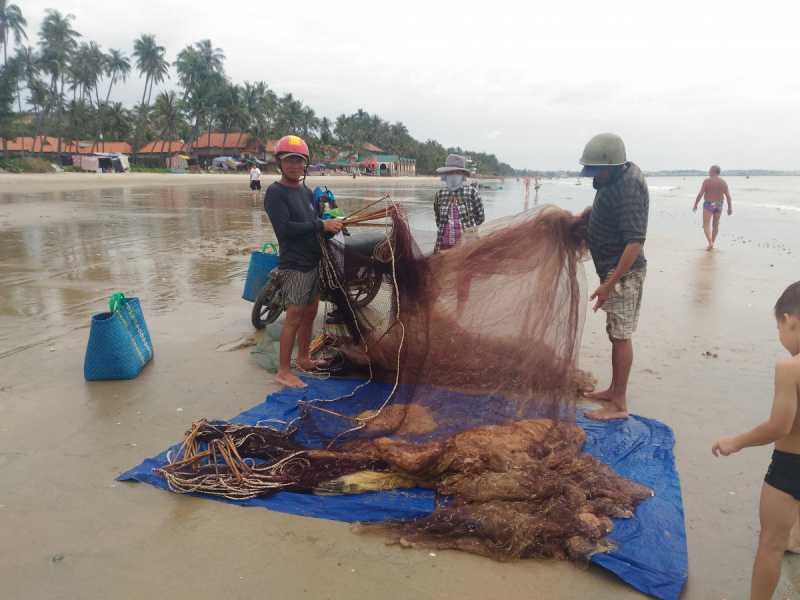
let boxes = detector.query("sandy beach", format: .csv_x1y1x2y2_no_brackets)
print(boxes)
1,174,798,599
0,171,443,194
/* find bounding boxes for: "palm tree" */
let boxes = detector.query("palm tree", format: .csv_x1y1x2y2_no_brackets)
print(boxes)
0,54,19,157
132,34,169,159
277,93,304,134
215,83,245,156
152,90,182,167
301,106,319,138
37,9,80,156
12,44,35,112
174,39,225,100
183,78,218,162
319,116,333,144
96,48,130,150
104,101,132,141
103,49,130,106
69,41,104,149
0,1,27,65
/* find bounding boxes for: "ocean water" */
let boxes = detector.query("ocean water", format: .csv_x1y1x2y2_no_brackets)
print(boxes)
326,175,800,255
1,174,796,356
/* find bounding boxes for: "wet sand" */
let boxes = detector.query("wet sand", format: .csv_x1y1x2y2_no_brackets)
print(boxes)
1,176,798,599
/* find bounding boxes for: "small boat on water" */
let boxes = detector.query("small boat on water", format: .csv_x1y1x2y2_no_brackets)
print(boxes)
575,179,581,185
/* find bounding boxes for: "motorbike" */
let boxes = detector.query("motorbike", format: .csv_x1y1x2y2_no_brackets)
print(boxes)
251,231,385,329
252,187,390,329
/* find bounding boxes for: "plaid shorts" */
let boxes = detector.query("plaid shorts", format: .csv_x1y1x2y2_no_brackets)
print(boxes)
602,267,646,340
276,267,320,309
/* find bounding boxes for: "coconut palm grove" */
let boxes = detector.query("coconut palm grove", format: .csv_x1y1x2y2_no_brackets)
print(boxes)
0,6,515,175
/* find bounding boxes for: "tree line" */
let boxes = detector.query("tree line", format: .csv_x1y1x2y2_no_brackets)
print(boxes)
0,6,515,175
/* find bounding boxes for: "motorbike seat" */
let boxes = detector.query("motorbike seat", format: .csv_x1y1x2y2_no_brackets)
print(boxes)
344,231,386,256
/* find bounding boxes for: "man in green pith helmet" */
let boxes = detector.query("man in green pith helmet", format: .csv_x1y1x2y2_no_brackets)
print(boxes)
577,133,649,421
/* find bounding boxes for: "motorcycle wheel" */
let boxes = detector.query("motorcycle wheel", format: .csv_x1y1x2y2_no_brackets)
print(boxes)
347,265,382,309
252,279,283,330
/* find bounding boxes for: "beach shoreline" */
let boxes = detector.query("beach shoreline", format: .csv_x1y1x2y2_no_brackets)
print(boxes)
0,171,444,194
0,179,798,599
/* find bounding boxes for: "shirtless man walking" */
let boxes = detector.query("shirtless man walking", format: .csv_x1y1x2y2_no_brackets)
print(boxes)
693,165,732,250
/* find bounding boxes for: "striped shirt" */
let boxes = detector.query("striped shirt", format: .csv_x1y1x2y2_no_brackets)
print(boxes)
586,162,649,280
433,185,485,251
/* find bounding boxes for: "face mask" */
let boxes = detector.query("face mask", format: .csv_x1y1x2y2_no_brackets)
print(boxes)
444,174,465,191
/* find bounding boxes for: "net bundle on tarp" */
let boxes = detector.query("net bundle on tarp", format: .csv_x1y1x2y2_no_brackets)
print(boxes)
156,202,654,563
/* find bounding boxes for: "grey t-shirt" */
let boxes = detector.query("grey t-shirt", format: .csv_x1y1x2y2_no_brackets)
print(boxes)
586,162,649,281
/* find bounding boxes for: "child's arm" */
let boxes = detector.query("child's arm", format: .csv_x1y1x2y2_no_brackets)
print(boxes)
712,361,798,456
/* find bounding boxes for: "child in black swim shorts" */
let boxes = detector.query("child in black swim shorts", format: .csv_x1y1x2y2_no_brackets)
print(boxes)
713,280,800,600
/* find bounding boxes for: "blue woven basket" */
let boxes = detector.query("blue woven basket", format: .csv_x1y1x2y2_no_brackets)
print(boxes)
242,242,279,302
84,293,154,381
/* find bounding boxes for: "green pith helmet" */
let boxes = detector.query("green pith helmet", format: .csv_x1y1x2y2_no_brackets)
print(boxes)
579,133,627,166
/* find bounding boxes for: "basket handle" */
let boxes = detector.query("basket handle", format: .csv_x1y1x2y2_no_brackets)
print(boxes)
110,292,127,312
262,242,278,254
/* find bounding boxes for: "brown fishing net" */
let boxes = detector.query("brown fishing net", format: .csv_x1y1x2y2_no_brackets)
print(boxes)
157,202,653,563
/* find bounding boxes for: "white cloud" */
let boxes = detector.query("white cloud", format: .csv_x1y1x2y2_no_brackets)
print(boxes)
17,0,800,170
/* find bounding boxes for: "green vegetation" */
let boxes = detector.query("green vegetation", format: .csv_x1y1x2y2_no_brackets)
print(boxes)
129,165,170,173
0,6,516,175
0,156,53,172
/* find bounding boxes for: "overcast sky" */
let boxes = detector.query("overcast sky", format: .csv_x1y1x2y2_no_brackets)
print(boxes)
18,0,800,170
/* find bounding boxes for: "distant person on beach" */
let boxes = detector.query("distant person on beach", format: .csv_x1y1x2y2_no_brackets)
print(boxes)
713,280,800,600
525,174,531,194
263,135,343,389
249,164,261,200
433,154,484,252
693,165,732,250
576,133,649,421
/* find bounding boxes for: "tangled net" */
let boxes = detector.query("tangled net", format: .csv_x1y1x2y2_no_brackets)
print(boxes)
156,202,654,563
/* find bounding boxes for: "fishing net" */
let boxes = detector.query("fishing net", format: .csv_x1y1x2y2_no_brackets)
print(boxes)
156,201,654,563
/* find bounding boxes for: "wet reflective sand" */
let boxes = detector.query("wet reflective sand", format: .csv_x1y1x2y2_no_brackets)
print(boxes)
1,175,798,599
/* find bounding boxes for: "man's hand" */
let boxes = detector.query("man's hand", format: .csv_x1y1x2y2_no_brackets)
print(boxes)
322,218,344,233
692,203,698,213
590,282,613,312
712,437,741,457
727,207,733,216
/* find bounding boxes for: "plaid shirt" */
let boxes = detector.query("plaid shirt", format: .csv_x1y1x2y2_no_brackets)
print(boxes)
433,185,485,251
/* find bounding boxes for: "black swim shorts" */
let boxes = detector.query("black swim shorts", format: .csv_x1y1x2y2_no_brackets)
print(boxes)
250,180,261,190
764,449,800,501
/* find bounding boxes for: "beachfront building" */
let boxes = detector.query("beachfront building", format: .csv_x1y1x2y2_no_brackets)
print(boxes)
138,141,190,168
375,155,416,176
3,136,65,157
191,133,275,167
63,141,133,155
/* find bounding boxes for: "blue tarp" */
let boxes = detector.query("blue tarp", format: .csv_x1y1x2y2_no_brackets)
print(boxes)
118,378,687,599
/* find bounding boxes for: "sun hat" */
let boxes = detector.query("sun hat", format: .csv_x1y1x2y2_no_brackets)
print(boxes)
436,154,471,174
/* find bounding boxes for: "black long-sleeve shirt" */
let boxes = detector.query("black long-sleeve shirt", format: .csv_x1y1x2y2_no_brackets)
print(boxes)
263,182,323,272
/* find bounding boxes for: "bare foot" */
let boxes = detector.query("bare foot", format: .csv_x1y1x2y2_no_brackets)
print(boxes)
295,358,324,371
585,405,629,420
583,389,614,401
706,244,714,251
275,372,308,388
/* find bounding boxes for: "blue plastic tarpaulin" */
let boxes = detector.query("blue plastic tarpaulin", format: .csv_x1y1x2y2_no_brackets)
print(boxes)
118,378,687,599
